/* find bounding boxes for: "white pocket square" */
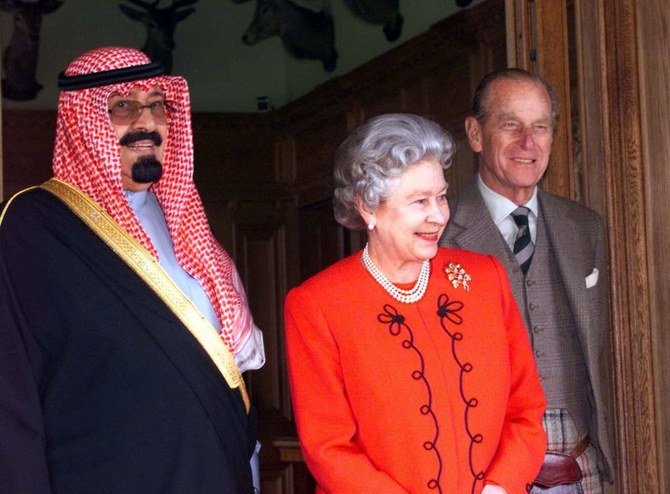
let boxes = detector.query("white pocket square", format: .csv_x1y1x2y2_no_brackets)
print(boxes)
585,268,599,288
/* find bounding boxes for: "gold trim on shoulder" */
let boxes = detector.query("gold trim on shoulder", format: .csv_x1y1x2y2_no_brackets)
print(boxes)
40,178,250,413
0,186,39,226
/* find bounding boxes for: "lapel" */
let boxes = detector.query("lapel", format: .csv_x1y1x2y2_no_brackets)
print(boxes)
448,180,513,263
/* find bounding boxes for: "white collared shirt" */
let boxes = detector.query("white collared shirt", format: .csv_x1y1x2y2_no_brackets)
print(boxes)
476,174,539,250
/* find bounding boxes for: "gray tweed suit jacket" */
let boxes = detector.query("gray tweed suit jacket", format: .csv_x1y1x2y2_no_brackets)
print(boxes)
439,178,615,481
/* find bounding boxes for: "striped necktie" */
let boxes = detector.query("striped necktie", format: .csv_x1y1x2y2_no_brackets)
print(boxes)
511,206,534,274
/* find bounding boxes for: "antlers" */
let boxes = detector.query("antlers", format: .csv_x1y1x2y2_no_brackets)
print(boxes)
119,0,199,73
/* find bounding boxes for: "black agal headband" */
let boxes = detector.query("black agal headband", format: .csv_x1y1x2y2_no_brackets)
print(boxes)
57,62,165,91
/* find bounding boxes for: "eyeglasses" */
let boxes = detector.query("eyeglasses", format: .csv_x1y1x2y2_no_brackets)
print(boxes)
108,99,178,125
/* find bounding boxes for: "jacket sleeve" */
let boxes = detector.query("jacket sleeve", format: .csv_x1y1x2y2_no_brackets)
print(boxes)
0,206,53,494
284,286,409,494
483,256,547,493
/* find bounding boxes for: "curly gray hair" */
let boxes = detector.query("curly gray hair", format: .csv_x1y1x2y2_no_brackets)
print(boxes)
333,113,454,230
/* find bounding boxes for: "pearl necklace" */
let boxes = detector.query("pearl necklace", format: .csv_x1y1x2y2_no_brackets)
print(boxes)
362,244,430,304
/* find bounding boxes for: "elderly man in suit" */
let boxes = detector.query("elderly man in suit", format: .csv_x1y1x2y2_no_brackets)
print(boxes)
439,68,615,493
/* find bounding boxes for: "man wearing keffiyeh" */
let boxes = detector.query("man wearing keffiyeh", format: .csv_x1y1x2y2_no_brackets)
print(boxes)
0,47,264,493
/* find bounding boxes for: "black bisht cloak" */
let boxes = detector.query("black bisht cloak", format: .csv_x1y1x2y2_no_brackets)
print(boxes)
0,189,257,493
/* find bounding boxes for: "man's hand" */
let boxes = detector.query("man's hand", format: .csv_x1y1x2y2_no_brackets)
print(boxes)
481,484,508,494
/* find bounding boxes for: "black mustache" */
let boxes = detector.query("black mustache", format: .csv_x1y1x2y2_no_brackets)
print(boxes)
120,131,162,147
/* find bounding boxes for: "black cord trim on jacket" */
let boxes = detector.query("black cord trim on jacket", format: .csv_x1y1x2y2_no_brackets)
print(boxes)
436,293,484,494
377,304,443,493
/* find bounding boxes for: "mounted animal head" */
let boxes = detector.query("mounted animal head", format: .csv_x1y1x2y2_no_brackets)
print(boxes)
119,0,199,73
238,0,337,71
0,0,64,100
342,0,403,42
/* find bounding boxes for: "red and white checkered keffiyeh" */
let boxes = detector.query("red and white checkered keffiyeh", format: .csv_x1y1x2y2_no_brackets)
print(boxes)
52,47,252,353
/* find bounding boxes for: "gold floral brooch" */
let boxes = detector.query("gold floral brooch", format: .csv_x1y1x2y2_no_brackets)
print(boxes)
445,262,472,291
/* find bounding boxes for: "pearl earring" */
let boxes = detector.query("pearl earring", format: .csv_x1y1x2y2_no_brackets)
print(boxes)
368,219,376,231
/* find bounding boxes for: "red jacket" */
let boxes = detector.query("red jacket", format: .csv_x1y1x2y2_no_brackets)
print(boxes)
285,248,546,493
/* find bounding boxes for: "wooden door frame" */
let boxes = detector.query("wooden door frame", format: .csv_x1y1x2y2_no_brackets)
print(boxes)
506,0,660,492
505,0,574,199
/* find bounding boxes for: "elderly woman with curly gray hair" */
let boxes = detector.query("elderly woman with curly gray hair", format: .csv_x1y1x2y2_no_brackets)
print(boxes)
284,113,546,494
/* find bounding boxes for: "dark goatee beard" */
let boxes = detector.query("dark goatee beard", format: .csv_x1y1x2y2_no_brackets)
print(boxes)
131,155,163,184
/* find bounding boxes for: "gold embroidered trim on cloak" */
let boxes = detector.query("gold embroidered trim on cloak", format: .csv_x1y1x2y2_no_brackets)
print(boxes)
40,178,250,413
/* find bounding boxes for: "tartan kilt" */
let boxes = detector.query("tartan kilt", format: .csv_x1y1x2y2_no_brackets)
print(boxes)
530,409,602,494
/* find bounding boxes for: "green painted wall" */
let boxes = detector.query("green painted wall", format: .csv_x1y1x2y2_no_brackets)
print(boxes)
1,0,483,112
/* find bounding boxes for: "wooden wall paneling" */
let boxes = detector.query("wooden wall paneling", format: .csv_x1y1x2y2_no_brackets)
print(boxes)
1,110,55,198
346,0,508,199
425,60,473,126
606,0,660,490
599,0,660,491
513,0,663,491
201,198,237,260
260,466,287,494
423,53,475,198
429,0,506,197
297,199,345,281
277,135,297,187
337,27,434,123
267,203,318,494
429,0,505,196
354,75,409,121
259,462,316,494
281,107,350,207
566,1,581,204
193,112,285,256
236,219,286,413
505,0,531,69
532,1,574,199
278,0,508,205
465,0,507,85
634,0,670,490
570,3,619,492
276,135,303,295
192,113,278,196
400,77,431,117
191,111,299,494
231,207,299,494
506,0,574,200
